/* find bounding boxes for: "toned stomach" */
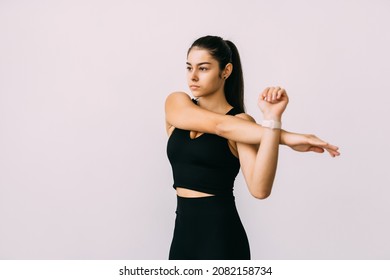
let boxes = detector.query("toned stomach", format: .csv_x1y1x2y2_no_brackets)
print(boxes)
176,187,215,198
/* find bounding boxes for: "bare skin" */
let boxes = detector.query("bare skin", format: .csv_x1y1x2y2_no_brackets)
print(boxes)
166,48,340,199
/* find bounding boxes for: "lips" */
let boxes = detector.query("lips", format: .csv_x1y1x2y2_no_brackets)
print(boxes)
190,85,200,90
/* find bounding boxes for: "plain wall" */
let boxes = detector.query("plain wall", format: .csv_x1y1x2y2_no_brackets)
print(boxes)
1,0,389,259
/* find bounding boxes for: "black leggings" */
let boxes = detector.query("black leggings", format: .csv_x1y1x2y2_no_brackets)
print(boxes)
169,194,250,260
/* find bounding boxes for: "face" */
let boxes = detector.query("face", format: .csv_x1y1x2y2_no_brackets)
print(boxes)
186,47,225,98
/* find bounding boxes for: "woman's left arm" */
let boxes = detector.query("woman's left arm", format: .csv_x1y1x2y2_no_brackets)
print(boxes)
236,87,340,199
236,87,288,199
235,113,281,199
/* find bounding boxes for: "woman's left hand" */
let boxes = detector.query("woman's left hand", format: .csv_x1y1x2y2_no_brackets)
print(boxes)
258,86,289,120
282,131,340,157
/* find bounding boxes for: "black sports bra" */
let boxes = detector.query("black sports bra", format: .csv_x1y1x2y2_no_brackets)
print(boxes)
166,103,244,195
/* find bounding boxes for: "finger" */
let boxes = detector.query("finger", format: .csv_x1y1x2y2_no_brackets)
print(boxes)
321,143,340,154
258,92,263,103
308,136,328,146
277,88,286,99
261,87,270,100
325,147,341,157
308,136,338,150
306,134,340,157
310,146,325,153
319,144,340,157
330,149,341,157
271,87,279,101
259,90,267,102
276,88,283,99
266,87,274,102
327,144,339,151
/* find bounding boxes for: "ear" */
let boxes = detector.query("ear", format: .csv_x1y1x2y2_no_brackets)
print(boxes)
223,63,233,79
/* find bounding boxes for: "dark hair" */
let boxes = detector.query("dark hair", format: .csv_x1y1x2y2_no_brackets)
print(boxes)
188,35,245,112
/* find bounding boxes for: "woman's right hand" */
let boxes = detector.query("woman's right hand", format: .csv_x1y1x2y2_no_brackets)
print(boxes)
257,86,289,120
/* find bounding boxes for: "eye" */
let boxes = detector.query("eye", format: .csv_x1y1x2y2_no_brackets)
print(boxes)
199,67,208,71
186,66,192,71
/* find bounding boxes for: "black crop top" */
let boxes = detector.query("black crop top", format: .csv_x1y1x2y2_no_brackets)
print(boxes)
166,103,244,195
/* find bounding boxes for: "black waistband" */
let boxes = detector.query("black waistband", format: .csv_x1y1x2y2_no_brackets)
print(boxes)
175,194,237,216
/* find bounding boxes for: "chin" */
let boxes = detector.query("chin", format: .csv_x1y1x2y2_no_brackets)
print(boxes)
191,90,209,97
190,91,202,98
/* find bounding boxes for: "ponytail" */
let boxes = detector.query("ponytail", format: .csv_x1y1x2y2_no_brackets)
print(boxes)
224,40,245,113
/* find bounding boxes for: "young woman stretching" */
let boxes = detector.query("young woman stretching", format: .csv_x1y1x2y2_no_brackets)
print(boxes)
165,35,340,260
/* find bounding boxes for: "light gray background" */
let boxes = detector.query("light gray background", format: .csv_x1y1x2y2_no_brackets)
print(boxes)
1,0,389,259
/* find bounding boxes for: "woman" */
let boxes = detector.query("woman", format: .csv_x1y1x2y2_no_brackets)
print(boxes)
165,35,340,260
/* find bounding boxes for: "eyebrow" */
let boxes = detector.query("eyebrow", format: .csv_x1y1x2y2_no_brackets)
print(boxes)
186,62,212,66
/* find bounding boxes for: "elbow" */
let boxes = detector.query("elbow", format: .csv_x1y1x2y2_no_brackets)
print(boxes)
249,184,272,200
251,191,271,200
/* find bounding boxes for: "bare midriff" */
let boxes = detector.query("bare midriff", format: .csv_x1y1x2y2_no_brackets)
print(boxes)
176,187,215,198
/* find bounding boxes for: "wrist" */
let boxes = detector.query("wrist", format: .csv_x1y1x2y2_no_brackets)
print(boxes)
261,119,282,130
279,129,287,145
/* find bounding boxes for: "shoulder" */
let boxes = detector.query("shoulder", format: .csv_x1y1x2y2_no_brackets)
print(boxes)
234,113,256,123
165,92,193,136
165,91,192,105
165,91,195,117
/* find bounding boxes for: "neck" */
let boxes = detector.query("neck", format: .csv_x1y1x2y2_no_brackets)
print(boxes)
196,90,232,114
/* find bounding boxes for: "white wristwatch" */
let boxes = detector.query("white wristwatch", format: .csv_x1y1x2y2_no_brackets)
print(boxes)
261,119,282,129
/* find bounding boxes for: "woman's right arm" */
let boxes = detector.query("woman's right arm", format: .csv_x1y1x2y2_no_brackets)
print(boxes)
165,92,266,144
165,91,340,156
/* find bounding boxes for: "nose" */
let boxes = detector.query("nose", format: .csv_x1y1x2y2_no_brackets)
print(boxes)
190,70,198,81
